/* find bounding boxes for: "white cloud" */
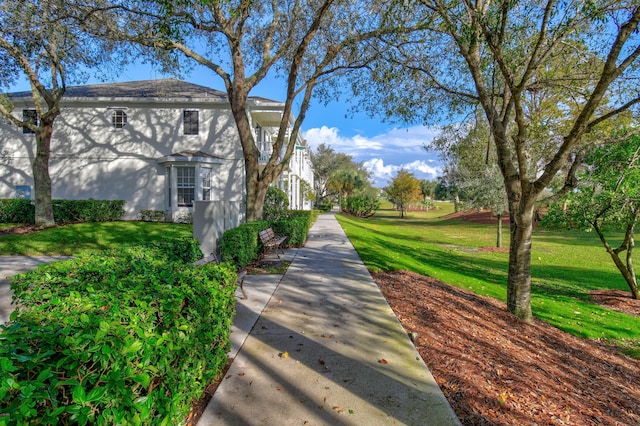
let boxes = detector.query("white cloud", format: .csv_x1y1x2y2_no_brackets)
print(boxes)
363,158,441,187
304,125,442,187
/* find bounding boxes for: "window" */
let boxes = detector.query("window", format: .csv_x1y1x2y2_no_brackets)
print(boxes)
201,168,212,201
22,109,37,134
176,167,195,206
111,110,127,129
183,110,199,135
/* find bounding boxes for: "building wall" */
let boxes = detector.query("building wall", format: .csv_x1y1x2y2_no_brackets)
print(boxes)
0,98,246,219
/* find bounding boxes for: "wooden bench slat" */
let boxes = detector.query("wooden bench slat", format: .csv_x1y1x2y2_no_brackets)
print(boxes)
259,227,287,258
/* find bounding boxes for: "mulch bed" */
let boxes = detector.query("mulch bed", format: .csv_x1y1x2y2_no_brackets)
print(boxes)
374,270,640,426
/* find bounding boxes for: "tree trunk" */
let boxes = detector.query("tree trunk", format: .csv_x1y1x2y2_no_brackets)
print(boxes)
33,123,55,228
594,222,640,300
496,212,502,248
507,202,535,322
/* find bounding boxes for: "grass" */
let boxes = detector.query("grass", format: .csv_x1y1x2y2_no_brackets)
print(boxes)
0,221,193,255
337,201,640,354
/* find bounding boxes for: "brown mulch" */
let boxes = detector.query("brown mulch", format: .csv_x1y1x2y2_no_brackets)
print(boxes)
0,224,37,235
446,210,510,225
374,270,640,426
590,290,640,317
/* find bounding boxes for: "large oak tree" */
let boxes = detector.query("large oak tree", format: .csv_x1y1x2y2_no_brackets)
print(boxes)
91,0,401,221
0,0,116,227
356,1,640,320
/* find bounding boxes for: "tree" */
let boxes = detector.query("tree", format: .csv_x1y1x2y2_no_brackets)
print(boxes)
327,167,372,206
431,119,508,247
418,179,436,202
543,134,640,299
310,143,356,204
386,169,422,218
91,0,400,221
0,0,112,227
356,1,640,321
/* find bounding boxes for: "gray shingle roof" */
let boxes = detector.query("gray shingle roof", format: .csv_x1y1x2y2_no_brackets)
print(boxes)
9,79,229,100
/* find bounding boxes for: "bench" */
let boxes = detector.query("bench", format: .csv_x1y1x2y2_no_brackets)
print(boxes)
258,228,287,258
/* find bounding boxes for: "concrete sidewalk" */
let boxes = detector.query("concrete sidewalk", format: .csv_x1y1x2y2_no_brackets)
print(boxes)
198,213,460,426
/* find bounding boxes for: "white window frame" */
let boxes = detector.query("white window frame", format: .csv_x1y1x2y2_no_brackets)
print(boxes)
176,166,196,207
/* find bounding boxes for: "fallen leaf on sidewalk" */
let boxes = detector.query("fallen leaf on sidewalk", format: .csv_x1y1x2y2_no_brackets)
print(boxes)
279,351,289,359
378,358,388,364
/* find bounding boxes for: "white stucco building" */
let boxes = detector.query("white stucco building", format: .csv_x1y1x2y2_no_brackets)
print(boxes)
0,79,314,221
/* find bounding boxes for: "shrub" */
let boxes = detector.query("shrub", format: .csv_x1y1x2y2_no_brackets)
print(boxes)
263,187,289,221
220,223,262,267
0,199,34,223
53,199,126,223
0,241,236,425
341,195,380,217
139,210,166,222
270,216,309,247
0,199,125,224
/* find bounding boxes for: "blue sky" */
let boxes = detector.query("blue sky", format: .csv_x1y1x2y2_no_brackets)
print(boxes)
9,64,443,188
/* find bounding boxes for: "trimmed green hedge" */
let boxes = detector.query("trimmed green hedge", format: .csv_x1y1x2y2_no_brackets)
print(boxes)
220,210,318,267
0,199,126,224
0,239,237,425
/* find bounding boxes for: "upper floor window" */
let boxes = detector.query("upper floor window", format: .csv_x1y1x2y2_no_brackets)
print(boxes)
183,110,199,135
111,110,127,129
22,109,38,134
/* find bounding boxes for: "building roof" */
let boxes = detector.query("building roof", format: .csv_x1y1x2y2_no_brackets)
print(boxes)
8,79,278,103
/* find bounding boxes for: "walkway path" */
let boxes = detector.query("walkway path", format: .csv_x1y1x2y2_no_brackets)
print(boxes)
198,213,460,425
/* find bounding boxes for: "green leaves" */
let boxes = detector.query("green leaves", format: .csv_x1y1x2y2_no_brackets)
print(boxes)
1,242,237,425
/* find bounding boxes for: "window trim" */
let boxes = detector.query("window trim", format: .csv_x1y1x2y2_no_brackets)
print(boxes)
176,166,196,207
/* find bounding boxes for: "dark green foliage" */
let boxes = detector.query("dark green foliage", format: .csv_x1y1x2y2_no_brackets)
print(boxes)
220,212,318,267
0,241,236,425
270,217,309,247
220,222,264,267
341,195,380,217
52,200,126,223
262,187,289,221
316,202,333,212
0,199,35,223
0,199,126,224
139,210,166,222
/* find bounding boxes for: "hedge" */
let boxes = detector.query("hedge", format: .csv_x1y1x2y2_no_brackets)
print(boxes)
0,239,237,425
0,199,126,224
220,210,318,267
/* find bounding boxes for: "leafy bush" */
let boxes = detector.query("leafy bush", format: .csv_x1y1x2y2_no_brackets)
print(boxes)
0,199,34,224
139,210,166,222
53,199,126,223
271,217,309,247
341,195,380,217
0,241,236,425
262,187,289,221
0,199,125,224
220,221,266,267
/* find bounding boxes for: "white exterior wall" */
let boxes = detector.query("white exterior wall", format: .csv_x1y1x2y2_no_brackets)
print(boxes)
0,97,246,219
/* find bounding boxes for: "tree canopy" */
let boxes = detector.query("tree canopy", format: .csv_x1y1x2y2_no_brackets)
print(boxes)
0,0,117,227
350,0,640,320
543,133,640,299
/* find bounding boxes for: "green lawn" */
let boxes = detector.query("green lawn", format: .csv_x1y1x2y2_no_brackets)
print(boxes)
337,202,639,354
0,222,193,255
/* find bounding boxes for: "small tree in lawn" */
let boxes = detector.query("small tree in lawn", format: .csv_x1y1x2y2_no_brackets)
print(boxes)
543,133,640,299
387,170,422,218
